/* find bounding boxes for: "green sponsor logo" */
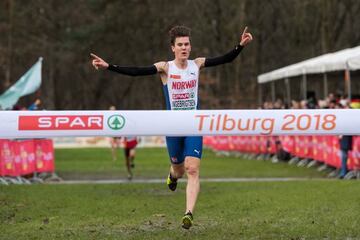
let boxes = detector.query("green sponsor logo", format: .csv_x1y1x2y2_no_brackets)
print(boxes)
107,115,125,130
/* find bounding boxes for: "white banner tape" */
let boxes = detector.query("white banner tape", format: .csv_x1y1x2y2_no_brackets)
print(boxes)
0,109,359,139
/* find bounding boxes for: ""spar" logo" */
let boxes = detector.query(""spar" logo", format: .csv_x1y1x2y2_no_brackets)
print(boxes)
107,115,125,130
18,115,104,130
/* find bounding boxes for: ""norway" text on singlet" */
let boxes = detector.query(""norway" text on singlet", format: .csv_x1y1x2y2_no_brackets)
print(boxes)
165,60,199,110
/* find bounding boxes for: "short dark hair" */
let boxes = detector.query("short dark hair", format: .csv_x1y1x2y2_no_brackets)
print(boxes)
169,26,191,45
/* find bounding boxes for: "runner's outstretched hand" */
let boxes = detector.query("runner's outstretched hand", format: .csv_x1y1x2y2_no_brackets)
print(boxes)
90,53,109,70
240,27,253,46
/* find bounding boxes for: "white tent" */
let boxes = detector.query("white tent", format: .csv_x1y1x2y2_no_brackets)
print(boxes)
258,46,360,84
257,45,360,102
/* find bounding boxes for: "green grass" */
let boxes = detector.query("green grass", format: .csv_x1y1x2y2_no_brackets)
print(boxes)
55,148,325,179
1,147,359,239
1,181,360,239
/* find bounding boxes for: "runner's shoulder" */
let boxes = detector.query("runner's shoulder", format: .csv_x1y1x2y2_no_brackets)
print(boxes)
154,61,169,73
194,57,205,68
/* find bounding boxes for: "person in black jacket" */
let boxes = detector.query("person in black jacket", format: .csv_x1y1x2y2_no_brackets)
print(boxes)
339,135,353,179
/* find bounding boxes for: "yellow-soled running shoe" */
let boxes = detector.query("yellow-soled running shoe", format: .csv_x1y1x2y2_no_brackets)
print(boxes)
166,173,178,191
182,211,193,229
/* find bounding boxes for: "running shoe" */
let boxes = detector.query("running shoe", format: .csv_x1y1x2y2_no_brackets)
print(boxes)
166,173,177,191
127,172,133,181
182,211,193,229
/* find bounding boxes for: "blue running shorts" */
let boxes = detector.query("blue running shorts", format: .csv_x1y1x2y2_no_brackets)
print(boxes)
165,136,203,164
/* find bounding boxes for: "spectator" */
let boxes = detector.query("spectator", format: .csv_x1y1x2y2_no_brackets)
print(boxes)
318,99,328,109
291,100,301,109
338,103,353,179
28,99,41,110
328,99,337,109
327,92,336,103
263,101,273,109
274,98,284,109
306,98,317,109
339,135,353,179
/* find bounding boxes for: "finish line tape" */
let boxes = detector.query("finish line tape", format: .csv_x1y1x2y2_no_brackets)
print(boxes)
0,109,359,139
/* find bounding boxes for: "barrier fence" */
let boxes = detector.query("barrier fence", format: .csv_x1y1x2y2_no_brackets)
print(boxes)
204,135,360,170
0,139,54,178
2,136,359,178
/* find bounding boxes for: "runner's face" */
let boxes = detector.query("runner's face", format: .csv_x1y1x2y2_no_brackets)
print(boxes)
172,37,191,61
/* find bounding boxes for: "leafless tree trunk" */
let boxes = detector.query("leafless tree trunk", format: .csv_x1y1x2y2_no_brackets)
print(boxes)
5,0,13,88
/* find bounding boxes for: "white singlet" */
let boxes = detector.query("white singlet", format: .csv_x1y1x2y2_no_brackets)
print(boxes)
163,60,200,110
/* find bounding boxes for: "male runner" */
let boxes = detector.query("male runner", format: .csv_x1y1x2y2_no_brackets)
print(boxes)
108,105,137,180
91,26,252,229
123,136,138,180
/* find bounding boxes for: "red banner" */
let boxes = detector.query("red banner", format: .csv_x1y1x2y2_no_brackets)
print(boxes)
0,139,55,177
312,136,323,162
296,136,307,158
0,140,18,177
12,140,36,175
279,136,295,154
235,136,246,152
305,136,314,159
12,141,22,176
251,136,259,154
267,136,277,154
203,136,213,147
330,136,341,168
34,139,55,173
259,136,268,154
204,135,360,171
349,136,360,170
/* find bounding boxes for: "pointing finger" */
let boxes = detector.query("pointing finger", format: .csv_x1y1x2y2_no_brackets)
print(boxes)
242,26,248,36
90,53,100,60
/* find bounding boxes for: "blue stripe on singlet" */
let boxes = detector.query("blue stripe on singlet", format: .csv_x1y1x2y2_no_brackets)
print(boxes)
162,84,171,110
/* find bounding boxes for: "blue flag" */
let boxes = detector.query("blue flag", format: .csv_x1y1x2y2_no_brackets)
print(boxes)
0,57,42,110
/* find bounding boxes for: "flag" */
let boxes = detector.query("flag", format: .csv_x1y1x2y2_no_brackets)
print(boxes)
0,57,43,110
